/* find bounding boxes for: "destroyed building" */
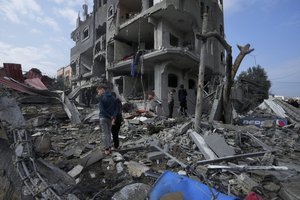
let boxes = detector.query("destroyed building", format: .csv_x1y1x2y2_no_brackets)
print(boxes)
57,65,72,86
70,0,226,114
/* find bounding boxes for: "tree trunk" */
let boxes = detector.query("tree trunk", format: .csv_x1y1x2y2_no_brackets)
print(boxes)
195,13,208,133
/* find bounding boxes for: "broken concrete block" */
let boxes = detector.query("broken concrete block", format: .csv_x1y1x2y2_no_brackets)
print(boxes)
68,165,83,178
125,161,150,178
116,162,124,174
111,183,151,200
33,135,51,155
188,130,217,160
149,140,162,152
147,151,165,161
279,181,300,200
236,173,259,193
176,121,193,136
112,152,124,162
79,148,103,168
263,182,281,192
31,116,48,127
167,159,179,168
63,148,75,158
89,171,96,179
68,194,80,200
203,134,235,157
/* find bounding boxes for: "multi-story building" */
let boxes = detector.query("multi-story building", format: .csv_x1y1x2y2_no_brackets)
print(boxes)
57,65,72,86
70,0,225,114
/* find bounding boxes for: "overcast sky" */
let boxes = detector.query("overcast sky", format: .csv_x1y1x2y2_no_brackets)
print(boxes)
0,0,299,97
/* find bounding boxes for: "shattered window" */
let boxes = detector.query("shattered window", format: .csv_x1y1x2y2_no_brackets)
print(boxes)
149,0,154,7
108,5,114,18
220,24,224,37
169,34,179,47
168,73,178,88
75,32,80,42
83,27,89,40
221,52,224,63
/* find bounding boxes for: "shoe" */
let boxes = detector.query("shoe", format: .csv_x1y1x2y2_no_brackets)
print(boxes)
104,149,111,155
111,146,118,151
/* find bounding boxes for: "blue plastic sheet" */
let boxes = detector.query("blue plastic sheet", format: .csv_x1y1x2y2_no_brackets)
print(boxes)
148,171,239,200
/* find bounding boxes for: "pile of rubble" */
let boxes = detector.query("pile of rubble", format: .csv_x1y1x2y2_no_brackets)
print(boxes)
1,82,300,199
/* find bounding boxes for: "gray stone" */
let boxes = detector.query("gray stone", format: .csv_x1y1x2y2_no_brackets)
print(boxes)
167,159,179,168
68,165,83,178
33,135,51,154
111,183,151,200
147,151,165,161
79,148,103,168
263,182,281,192
68,194,80,200
176,121,193,135
116,162,124,174
203,134,235,157
32,116,48,127
279,181,300,200
125,161,150,178
188,130,217,160
112,152,124,162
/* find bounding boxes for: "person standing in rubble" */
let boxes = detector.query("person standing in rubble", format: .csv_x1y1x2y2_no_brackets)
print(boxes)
167,89,176,118
97,85,116,155
111,92,123,150
178,84,187,116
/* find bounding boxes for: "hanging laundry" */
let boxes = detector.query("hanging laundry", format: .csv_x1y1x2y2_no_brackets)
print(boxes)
130,50,144,77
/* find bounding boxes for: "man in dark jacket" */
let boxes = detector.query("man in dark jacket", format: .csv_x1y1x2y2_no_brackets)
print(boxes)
111,92,123,150
97,85,116,155
178,84,187,116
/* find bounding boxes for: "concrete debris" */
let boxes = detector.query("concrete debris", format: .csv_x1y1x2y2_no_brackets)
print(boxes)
111,183,151,200
203,134,235,157
1,88,300,200
68,165,84,178
125,161,150,178
0,96,26,128
188,130,218,160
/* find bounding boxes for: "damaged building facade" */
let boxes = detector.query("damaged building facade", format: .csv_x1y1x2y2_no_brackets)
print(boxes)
70,0,225,113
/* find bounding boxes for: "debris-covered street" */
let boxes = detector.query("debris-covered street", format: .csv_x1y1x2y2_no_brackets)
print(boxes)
1,1,300,200
1,78,300,199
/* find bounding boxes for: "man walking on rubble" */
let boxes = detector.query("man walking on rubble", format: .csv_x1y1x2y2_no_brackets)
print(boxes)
97,85,116,155
111,92,123,150
178,84,188,116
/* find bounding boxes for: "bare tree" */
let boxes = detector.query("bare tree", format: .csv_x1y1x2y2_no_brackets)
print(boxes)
195,13,254,129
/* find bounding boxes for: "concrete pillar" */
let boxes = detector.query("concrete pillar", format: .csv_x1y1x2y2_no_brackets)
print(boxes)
153,19,163,49
154,62,168,100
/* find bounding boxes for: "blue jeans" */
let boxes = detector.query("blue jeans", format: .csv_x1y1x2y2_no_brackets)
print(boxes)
100,117,112,150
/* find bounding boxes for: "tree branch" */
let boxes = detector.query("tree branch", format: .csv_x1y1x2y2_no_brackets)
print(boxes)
231,44,254,79
196,31,232,54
